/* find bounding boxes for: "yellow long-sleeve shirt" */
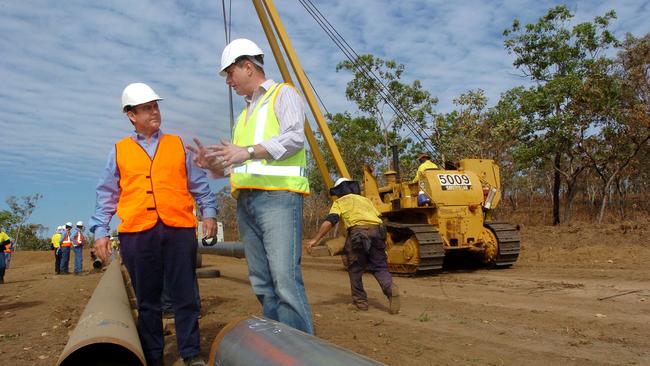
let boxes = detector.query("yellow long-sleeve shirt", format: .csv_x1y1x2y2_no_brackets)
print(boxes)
412,160,439,183
51,233,61,248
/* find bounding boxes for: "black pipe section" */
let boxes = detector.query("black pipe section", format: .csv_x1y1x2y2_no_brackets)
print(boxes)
198,241,245,259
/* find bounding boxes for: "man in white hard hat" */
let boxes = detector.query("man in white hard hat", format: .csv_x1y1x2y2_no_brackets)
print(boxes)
188,38,313,334
306,178,399,314
70,221,86,275
58,222,74,274
89,82,217,366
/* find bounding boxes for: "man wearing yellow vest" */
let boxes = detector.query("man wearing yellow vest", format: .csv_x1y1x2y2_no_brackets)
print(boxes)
58,222,74,274
51,226,63,274
188,38,313,335
0,229,10,284
89,82,217,366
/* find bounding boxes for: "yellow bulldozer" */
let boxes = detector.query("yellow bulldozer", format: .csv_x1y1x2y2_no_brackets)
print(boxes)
246,0,520,274
363,159,519,274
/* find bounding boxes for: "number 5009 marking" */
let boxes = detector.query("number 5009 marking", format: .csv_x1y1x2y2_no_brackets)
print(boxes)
437,174,471,186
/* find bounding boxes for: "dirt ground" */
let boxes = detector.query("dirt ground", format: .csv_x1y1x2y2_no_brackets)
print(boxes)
1,221,649,365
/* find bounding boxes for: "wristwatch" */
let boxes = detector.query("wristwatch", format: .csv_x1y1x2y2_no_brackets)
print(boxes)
246,146,255,160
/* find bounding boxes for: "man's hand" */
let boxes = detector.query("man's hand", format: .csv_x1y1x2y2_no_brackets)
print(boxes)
186,138,215,168
210,140,250,166
306,238,319,249
94,236,112,264
202,217,217,240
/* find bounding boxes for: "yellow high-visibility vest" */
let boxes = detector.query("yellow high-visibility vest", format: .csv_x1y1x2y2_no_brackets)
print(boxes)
51,233,61,248
230,83,309,196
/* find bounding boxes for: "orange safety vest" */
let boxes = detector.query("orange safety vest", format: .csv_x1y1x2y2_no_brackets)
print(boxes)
115,134,196,233
74,231,85,247
61,232,73,247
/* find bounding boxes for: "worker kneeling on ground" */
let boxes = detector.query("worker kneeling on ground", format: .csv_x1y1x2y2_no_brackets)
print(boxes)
307,178,400,314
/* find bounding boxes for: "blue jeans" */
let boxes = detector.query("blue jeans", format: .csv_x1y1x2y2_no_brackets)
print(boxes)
72,246,83,273
60,247,71,273
237,190,314,334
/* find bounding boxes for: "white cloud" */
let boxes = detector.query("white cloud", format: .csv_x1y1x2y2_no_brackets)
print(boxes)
0,0,648,230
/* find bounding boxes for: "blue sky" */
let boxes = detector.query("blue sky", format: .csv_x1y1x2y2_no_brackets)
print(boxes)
1,0,648,237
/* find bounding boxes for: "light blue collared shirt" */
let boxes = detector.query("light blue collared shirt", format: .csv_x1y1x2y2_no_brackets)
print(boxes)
89,130,217,238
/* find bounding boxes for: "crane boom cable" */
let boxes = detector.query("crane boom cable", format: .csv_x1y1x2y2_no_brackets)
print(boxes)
299,0,436,154
297,0,436,154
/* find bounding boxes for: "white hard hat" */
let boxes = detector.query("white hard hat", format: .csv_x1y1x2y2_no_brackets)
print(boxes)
57,226,63,230
65,222,73,227
219,38,264,77
76,221,84,227
333,177,351,188
121,83,163,112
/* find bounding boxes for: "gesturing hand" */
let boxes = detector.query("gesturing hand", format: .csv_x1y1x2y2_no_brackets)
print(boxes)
186,137,216,169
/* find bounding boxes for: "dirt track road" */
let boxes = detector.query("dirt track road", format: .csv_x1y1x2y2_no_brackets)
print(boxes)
1,223,649,365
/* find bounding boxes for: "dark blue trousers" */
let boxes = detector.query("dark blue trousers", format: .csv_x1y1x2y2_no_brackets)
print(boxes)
119,221,200,362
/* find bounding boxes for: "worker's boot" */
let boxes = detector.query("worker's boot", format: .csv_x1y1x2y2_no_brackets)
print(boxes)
351,299,368,311
388,284,400,314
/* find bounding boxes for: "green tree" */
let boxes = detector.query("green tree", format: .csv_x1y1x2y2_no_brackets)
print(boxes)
574,34,650,222
503,5,618,224
1,193,43,250
335,54,438,174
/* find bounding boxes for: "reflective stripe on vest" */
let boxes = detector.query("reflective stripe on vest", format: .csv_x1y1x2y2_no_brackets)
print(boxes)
230,83,309,195
115,134,196,233
62,233,73,247
74,231,84,246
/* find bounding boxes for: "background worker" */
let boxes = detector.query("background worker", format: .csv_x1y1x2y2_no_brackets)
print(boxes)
188,38,313,334
3,235,12,268
90,82,217,366
71,221,86,275
51,226,63,274
0,230,10,284
307,178,400,314
412,153,439,183
58,222,73,274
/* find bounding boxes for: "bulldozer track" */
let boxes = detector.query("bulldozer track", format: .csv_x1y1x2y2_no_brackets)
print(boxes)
485,222,520,267
385,222,445,273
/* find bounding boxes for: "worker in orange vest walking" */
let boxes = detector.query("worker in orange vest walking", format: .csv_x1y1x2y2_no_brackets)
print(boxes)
89,82,217,366
58,222,73,274
71,221,86,275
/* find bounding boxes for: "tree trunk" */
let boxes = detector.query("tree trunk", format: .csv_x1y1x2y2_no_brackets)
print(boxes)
552,153,561,225
597,175,617,223
562,167,584,225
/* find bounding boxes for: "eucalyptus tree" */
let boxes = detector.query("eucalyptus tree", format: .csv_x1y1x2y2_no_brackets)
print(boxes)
503,5,618,224
574,34,650,222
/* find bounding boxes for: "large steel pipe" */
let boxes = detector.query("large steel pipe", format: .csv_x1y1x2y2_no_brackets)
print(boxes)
208,316,387,366
198,241,245,259
57,260,145,366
